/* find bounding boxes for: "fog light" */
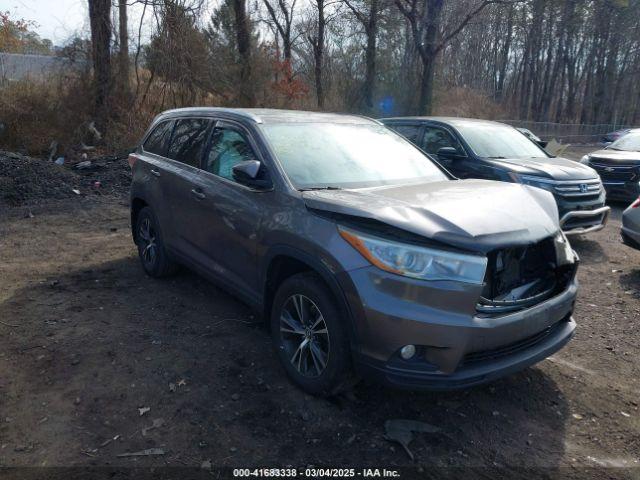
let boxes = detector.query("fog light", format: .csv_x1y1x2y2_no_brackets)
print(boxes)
400,345,416,360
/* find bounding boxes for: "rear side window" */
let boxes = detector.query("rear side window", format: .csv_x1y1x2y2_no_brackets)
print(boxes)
167,118,212,167
389,124,422,145
143,120,173,156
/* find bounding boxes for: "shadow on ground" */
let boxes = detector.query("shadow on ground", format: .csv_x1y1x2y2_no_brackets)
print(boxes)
0,254,572,473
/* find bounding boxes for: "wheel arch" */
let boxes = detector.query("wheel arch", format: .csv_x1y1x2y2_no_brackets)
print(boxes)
262,246,358,344
130,197,149,243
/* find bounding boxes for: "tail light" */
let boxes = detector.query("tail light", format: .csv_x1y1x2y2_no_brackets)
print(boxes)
631,197,640,208
128,154,139,169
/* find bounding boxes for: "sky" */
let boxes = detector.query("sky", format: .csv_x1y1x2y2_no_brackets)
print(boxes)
2,0,151,46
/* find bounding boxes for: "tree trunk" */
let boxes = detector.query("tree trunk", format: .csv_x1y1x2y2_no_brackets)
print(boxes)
233,0,254,106
314,0,326,109
362,0,379,112
88,0,112,131
417,57,435,115
118,0,129,95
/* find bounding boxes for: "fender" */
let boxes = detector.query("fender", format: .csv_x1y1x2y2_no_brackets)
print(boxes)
261,244,361,348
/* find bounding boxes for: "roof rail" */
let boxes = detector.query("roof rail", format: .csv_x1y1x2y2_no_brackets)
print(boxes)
160,107,263,123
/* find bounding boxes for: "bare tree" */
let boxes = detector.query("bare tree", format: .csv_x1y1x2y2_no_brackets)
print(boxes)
263,0,297,60
118,0,130,95
342,0,384,112
233,0,255,105
88,0,112,129
394,0,518,114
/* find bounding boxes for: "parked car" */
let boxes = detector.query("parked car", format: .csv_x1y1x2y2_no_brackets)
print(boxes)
517,127,548,148
580,129,640,202
602,128,631,145
129,108,578,395
621,196,640,250
381,117,609,235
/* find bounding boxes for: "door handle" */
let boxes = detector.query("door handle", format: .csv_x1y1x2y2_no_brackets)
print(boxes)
191,189,205,200
150,169,161,177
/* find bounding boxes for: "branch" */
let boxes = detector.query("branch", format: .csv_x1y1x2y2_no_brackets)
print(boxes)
435,0,524,54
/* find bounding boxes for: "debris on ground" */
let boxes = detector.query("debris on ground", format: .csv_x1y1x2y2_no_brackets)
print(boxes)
117,448,165,457
0,150,131,206
384,419,440,460
138,407,150,416
142,418,165,436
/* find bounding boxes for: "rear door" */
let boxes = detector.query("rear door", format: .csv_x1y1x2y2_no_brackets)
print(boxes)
160,117,214,255
137,119,175,238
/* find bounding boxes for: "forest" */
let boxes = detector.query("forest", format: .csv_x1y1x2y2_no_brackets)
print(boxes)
1,0,639,152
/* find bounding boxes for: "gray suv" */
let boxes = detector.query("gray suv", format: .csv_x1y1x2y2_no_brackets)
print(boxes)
129,108,578,395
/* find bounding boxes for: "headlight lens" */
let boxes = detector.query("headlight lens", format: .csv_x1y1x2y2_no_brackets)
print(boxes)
338,226,487,284
580,155,590,165
509,173,556,192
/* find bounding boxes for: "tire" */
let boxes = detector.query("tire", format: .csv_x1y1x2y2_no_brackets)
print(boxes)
134,206,178,278
270,272,351,396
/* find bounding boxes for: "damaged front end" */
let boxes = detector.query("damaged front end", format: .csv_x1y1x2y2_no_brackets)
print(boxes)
477,233,577,315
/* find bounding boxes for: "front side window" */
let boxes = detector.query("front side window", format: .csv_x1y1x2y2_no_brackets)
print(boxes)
167,118,212,167
390,124,422,145
456,123,548,159
422,126,465,155
203,128,258,181
260,123,447,189
143,120,173,156
609,131,640,152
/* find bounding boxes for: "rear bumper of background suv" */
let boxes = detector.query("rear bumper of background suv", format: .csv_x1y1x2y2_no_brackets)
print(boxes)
338,265,578,391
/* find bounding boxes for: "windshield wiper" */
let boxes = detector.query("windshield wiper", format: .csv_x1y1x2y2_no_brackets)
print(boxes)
298,186,343,191
487,156,507,159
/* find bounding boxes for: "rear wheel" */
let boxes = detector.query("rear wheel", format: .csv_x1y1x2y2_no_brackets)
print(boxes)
135,206,178,277
271,272,351,396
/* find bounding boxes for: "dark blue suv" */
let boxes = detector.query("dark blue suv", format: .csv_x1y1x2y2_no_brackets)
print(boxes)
382,117,610,235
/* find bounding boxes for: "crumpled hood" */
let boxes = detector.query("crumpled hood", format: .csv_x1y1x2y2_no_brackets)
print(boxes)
588,149,640,163
487,156,598,180
303,179,560,253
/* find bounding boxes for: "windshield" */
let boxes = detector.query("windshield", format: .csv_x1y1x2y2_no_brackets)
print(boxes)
456,123,548,159
261,123,447,189
609,131,640,151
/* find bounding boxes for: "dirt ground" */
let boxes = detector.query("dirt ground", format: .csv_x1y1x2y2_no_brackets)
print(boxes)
1,149,639,478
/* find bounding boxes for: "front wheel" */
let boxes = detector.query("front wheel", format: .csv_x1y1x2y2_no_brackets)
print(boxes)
271,272,351,396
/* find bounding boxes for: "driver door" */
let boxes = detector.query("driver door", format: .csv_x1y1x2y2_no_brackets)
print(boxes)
188,121,266,303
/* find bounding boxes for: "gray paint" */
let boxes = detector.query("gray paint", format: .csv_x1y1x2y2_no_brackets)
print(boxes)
130,107,578,390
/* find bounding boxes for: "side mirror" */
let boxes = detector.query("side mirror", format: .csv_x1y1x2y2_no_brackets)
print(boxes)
232,160,272,189
437,147,464,159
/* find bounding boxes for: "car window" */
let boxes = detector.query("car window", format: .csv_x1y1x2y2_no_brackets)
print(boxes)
167,118,212,167
203,127,258,181
390,125,422,145
261,123,446,189
422,126,465,155
143,120,173,156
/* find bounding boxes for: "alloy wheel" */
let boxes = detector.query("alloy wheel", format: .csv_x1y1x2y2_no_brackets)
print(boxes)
138,217,157,268
279,294,330,378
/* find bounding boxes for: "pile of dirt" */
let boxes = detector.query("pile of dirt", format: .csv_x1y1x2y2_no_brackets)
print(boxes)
0,151,131,206
69,153,132,197
0,151,81,205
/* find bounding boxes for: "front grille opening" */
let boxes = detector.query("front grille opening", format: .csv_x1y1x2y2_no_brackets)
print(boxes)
477,237,574,316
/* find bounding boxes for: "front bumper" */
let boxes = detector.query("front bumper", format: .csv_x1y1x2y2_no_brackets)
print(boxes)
560,205,610,235
338,266,577,390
